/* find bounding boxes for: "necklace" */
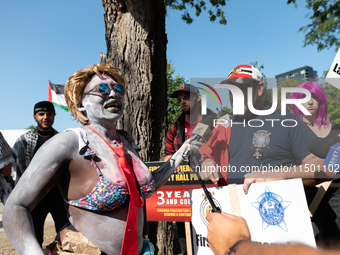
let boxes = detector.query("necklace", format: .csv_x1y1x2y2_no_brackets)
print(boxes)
305,122,316,127
38,133,53,138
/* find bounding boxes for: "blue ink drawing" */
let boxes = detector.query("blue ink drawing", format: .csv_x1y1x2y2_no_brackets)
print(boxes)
252,186,291,232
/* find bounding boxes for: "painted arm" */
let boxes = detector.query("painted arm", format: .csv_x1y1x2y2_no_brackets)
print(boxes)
3,132,77,255
243,154,335,193
152,136,201,190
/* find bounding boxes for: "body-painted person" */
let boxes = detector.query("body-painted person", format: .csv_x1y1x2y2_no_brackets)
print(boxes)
3,53,201,255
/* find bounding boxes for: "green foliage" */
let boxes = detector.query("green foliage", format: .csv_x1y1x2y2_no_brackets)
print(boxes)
165,0,227,25
250,61,273,107
320,70,340,124
288,0,340,51
167,60,187,128
27,125,35,130
262,86,273,108
277,78,299,114
216,105,232,118
324,83,340,124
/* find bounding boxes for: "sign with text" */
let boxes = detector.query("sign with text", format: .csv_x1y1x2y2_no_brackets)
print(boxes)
326,47,340,89
145,161,217,222
324,142,340,172
190,179,315,255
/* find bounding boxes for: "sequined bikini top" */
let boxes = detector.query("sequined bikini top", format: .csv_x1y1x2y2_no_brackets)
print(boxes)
65,128,155,211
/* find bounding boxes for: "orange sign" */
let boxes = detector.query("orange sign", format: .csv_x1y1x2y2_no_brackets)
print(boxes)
145,161,217,222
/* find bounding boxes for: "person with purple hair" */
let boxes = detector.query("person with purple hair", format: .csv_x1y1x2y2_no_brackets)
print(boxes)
291,81,340,249
291,81,332,138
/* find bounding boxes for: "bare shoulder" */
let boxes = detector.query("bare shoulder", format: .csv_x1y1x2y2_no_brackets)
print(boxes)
55,129,80,143
36,130,80,160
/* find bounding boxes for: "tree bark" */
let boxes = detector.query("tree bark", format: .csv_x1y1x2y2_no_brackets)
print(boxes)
101,0,167,162
101,1,173,254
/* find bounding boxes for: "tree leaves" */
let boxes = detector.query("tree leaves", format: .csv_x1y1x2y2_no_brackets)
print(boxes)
288,0,340,51
276,78,299,114
167,60,187,128
321,70,340,124
324,83,340,124
165,0,227,25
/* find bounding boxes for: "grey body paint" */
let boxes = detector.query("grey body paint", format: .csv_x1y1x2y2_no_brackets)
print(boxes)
3,75,196,255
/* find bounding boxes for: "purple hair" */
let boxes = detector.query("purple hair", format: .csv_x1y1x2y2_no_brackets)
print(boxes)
290,81,330,127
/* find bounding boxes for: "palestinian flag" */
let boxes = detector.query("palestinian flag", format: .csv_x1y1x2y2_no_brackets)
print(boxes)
48,81,69,111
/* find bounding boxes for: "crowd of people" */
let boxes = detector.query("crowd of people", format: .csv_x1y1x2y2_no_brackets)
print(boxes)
1,57,340,255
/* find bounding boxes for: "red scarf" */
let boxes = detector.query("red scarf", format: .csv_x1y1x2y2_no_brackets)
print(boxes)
87,125,140,255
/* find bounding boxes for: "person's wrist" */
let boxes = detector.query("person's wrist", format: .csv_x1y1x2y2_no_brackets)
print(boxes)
226,239,250,255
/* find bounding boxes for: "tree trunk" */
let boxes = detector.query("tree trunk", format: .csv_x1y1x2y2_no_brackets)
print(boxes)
101,0,167,161
101,1,173,254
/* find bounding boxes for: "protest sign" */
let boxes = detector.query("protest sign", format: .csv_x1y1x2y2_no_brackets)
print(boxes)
145,161,217,222
326,47,340,89
190,178,315,255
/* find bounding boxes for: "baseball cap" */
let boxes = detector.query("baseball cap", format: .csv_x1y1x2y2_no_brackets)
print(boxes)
221,64,263,85
34,101,56,115
171,84,199,98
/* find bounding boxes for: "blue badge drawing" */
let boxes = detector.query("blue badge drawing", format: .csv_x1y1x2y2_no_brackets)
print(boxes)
252,186,291,232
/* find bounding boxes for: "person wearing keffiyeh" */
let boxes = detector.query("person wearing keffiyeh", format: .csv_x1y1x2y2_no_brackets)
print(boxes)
0,131,15,204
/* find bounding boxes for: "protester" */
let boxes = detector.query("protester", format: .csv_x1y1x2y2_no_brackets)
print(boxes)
164,84,216,162
0,131,15,205
291,81,340,248
200,64,333,192
164,83,217,255
11,101,69,246
291,81,332,137
206,212,340,255
3,53,201,255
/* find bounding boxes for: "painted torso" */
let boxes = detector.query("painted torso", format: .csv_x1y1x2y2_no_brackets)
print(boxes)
57,127,153,254
63,128,155,211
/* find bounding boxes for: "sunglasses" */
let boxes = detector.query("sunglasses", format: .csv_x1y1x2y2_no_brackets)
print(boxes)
84,83,125,97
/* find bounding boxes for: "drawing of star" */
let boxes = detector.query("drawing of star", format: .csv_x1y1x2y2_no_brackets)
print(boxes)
251,186,291,232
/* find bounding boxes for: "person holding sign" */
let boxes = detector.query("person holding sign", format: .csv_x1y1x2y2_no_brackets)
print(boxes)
3,53,201,255
200,64,333,193
206,212,340,255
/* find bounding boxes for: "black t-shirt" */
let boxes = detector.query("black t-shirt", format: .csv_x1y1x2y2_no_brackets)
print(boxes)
227,106,317,184
33,130,55,156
